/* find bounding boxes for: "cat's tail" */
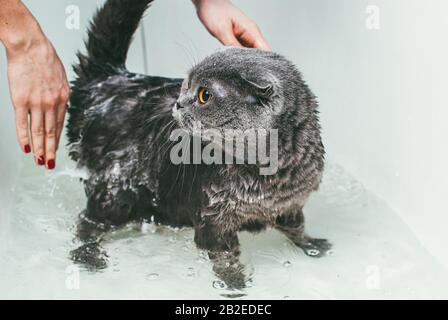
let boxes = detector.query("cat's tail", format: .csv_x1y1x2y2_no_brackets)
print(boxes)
74,0,154,83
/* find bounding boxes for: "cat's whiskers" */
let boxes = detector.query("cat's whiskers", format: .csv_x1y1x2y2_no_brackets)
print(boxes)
175,39,199,71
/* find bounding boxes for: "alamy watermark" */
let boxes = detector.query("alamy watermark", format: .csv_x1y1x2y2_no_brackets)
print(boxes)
65,5,80,30
65,264,80,290
365,5,381,30
365,265,381,290
169,121,278,175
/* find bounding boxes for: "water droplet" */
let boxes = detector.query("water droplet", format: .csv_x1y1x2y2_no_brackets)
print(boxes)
307,249,320,256
213,280,227,290
141,222,150,234
147,273,159,280
186,267,196,278
283,261,292,268
197,251,209,262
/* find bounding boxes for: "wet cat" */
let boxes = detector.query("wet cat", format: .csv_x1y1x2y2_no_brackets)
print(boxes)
67,0,331,289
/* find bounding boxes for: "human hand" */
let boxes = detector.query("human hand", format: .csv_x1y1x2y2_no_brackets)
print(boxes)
1,2,69,170
193,0,271,51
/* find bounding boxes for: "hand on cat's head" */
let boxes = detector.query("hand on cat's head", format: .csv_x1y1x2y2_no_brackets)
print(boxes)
193,0,271,51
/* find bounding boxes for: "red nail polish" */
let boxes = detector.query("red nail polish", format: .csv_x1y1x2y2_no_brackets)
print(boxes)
47,159,55,170
37,156,45,166
24,145,31,154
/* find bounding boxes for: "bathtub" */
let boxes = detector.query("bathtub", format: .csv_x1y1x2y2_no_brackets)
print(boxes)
0,0,447,299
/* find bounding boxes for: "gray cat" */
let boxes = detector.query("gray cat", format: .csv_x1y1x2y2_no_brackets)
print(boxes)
67,0,331,289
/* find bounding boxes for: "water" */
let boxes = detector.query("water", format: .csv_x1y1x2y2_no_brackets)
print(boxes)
1,159,447,299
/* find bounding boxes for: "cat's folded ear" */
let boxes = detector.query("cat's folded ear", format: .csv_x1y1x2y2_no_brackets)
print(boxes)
241,75,275,101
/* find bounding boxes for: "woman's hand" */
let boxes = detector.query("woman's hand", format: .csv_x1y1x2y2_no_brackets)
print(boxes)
1,1,69,170
192,0,271,51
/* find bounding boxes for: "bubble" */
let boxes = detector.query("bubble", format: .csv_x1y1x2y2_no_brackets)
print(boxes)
283,261,292,268
212,280,227,290
146,273,159,280
186,267,196,278
307,249,320,256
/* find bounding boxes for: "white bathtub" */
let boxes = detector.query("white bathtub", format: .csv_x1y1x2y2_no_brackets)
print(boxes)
0,0,447,299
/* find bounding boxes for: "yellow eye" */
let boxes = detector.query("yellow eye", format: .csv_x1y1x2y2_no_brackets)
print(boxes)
198,87,212,104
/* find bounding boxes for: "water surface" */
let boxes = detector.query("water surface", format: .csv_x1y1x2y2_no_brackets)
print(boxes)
1,159,447,299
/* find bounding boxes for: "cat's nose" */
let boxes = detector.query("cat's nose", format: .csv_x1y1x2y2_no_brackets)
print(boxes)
175,101,184,109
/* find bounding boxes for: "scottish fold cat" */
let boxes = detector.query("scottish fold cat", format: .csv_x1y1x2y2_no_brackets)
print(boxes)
67,0,330,288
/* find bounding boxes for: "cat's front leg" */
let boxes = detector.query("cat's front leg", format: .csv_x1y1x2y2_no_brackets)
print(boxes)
275,209,332,258
194,216,246,289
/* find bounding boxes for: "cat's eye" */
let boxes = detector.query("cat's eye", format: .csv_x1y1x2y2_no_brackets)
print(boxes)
198,87,212,104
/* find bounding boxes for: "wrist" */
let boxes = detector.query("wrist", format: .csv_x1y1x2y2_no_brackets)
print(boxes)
0,1,46,54
192,0,230,9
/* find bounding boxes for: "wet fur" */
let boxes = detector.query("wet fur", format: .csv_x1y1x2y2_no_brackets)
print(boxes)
67,0,330,288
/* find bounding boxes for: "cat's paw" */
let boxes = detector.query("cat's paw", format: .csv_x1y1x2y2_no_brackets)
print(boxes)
298,237,332,258
70,242,109,270
213,264,247,290
211,253,247,290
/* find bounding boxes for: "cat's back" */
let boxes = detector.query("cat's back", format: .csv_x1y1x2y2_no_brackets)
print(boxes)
67,71,182,171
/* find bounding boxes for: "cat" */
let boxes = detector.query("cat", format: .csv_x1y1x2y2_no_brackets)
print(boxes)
67,0,331,289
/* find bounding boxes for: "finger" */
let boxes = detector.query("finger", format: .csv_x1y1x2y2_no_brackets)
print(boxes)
235,23,272,51
14,107,31,154
44,110,57,170
252,32,271,51
30,109,45,166
56,103,67,150
56,82,69,150
219,26,244,48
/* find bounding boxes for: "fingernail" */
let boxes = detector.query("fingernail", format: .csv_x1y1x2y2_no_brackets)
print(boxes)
24,145,31,154
37,156,45,166
47,159,55,170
